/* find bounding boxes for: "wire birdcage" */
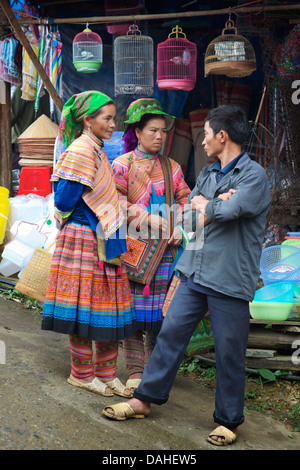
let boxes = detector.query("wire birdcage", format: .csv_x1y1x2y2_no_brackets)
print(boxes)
114,24,154,96
72,24,103,73
157,26,197,91
204,18,256,78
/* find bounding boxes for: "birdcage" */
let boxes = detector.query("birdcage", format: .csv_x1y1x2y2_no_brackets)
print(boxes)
114,24,154,96
72,24,103,73
157,26,197,91
104,0,140,35
204,18,256,78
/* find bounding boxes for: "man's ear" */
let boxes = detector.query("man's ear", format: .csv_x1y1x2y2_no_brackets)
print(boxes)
218,129,228,143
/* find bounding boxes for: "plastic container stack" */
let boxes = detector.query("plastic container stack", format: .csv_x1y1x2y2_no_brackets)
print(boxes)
0,193,58,278
250,281,295,321
259,245,300,286
253,235,300,321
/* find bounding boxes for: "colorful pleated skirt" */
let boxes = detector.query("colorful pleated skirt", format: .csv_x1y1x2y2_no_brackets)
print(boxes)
42,222,136,342
129,248,174,333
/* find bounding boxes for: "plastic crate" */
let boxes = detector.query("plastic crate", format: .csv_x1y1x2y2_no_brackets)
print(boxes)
18,166,52,197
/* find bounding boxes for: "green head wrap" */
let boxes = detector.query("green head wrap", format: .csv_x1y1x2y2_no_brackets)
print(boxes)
59,90,113,146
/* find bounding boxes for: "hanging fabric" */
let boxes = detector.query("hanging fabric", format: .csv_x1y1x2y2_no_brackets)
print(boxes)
215,78,252,115
0,36,22,86
49,25,63,119
21,31,40,100
35,25,48,116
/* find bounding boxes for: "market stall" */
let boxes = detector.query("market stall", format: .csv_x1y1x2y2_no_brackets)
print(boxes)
0,0,299,372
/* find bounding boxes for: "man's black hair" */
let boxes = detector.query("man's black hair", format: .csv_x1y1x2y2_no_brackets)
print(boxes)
205,105,250,146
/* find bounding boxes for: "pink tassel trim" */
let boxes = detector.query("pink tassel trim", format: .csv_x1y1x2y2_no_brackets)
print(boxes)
98,261,104,270
117,266,123,276
143,285,151,296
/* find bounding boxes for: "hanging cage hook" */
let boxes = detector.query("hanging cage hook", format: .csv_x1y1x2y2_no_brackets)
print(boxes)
168,25,186,39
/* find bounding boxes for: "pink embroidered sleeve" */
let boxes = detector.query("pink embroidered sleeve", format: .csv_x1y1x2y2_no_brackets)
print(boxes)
112,158,149,230
171,160,191,226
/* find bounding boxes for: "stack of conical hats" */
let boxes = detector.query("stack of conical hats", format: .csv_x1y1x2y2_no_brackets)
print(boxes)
17,114,59,166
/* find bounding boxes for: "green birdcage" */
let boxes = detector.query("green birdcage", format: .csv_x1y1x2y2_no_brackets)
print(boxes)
73,24,103,73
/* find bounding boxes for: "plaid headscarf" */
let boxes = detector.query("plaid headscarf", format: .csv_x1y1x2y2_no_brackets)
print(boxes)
58,90,113,146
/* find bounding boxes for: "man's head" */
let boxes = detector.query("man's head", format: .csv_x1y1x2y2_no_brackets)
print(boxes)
202,105,249,159
204,105,249,146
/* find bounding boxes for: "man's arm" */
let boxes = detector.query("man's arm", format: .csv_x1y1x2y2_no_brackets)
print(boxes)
190,190,236,228
205,168,270,223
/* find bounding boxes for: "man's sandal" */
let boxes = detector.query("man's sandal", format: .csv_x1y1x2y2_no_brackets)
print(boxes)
102,402,147,421
67,376,114,397
207,426,237,446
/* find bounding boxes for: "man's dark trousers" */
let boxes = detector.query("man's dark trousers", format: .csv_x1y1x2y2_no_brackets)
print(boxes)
134,275,250,430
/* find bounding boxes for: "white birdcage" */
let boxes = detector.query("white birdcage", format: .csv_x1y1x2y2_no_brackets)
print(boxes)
114,24,154,96
73,24,103,73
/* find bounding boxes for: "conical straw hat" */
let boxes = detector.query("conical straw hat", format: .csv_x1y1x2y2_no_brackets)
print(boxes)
18,114,59,140
19,158,53,166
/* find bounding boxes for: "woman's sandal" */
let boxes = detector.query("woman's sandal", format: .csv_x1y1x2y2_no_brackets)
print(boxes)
67,376,114,397
105,377,133,397
125,378,141,392
207,426,237,446
102,402,147,421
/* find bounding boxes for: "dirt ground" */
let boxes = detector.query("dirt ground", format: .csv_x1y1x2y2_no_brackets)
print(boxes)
0,293,299,452
183,363,300,434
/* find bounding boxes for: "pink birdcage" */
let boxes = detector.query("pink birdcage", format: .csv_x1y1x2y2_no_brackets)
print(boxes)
157,26,197,91
105,0,140,35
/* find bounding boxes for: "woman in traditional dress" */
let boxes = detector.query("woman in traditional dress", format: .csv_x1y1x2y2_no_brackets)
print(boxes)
42,90,135,398
112,98,191,392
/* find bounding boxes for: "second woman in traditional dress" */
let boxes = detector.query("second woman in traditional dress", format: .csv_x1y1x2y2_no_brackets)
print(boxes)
112,98,191,391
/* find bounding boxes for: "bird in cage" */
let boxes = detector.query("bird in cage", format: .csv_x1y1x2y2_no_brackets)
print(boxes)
157,26,197,91
73,24,103,73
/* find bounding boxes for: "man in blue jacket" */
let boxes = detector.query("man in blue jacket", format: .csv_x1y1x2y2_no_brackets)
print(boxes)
102,105,271,446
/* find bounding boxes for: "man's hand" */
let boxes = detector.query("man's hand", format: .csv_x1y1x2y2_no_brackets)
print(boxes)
218,188,236,201
190,194,210,228
190,194,209,212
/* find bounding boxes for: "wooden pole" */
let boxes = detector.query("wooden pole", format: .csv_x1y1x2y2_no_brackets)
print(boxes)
6,3,300,25
0,0,63,113
0,5,11,193
0,81,11,192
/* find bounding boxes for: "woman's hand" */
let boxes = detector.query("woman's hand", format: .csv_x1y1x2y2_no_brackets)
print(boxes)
168,226,183,246
148,214,168,238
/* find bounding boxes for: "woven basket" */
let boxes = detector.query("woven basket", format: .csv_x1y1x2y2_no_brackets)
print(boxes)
15,246,53,302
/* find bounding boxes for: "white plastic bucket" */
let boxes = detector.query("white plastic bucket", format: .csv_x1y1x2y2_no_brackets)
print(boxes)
2,239,35,268
0,257,20,276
